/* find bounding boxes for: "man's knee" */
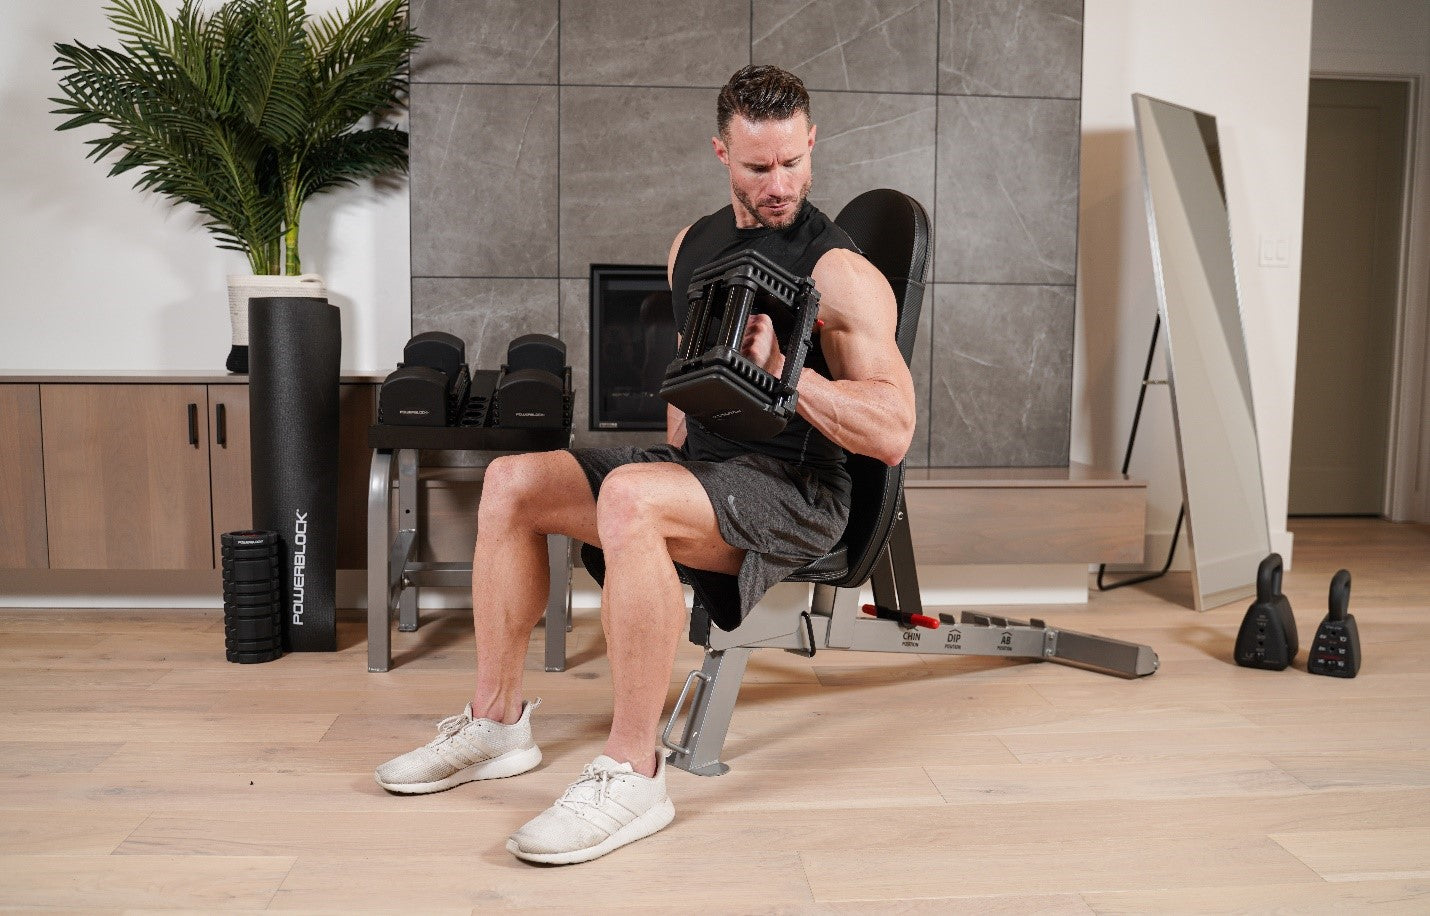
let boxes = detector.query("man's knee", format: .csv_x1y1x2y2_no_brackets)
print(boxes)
595,466,664,548
479,454,548,522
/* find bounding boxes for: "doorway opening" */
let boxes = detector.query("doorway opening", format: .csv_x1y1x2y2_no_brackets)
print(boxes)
1290,77,1413,517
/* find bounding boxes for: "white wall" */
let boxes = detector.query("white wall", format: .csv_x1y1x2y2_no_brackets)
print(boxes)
0,0,410,373
1075,0,1315,569
1309,0,1430,523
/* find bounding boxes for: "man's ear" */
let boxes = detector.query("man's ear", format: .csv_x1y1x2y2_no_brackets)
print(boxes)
807,122,817,149
712,135,730,167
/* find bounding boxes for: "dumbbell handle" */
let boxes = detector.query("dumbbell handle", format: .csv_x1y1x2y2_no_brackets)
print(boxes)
1329,569,1351,622
716,285,755,351
1256,552,1283,602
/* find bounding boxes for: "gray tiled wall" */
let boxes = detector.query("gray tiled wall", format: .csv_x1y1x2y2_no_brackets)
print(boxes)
410,0,1084,466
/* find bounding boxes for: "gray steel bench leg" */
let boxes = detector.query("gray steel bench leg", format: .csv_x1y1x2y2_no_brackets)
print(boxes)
662,646,752,776
367,449,395,672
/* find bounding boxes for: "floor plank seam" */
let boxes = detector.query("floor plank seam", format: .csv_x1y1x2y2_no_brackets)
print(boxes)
1266,833,1338,884
108,811,154,856
264,853,301,910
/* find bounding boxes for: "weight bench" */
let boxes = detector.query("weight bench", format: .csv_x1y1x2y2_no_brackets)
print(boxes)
648,189,1160,776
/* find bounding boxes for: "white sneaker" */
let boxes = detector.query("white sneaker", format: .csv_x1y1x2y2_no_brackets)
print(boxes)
374,699,542,794
506,753,676,864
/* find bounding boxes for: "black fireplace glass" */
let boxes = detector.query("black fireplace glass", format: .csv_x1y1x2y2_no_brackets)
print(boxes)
589,264,677,431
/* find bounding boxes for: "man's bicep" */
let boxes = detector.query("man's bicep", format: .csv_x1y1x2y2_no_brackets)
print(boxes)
813,250,905,384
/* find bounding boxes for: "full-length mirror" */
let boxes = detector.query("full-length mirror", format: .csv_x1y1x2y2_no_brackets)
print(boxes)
1133,93,1271,611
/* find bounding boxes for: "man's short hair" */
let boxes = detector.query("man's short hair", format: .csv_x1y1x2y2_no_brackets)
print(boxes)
717,65,811,137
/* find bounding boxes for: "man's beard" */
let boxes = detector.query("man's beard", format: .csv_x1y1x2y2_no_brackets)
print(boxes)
734,175,812,230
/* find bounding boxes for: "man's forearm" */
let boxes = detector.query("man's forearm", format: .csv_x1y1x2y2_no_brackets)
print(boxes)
790,367,914,467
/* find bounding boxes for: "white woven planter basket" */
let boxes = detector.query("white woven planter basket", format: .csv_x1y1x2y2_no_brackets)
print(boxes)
227,274,326,347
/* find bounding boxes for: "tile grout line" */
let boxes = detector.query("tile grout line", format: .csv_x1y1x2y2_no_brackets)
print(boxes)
556,0,562,311
409,79,1080,104
928,0,942,468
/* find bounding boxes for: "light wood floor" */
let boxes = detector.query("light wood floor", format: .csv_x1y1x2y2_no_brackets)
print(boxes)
1,517,1427,912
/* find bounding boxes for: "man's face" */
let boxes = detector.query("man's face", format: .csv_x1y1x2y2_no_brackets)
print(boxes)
714,113,815,230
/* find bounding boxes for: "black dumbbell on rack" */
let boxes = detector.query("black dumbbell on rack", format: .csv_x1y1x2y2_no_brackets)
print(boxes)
379,331,472,426
494,333,572,429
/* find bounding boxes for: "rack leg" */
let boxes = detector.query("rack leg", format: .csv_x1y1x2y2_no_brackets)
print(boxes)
544,535,571,672
396,449,419,632
367,449,395,673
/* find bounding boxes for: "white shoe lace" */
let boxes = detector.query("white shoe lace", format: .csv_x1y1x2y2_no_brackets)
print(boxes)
555,763,616,812
427,711,472,748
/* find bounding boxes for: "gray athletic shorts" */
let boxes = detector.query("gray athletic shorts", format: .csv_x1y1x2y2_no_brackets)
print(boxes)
567,444,851,631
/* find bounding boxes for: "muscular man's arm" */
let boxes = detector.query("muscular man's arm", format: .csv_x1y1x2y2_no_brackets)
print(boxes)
744,248,915,466
665,226,690,449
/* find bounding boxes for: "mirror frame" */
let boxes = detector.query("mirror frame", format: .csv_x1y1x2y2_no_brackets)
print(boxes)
1132,93,1272,611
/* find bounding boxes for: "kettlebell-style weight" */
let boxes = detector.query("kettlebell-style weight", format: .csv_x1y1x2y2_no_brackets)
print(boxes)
1234,553,1298,670
1308,569,1361,677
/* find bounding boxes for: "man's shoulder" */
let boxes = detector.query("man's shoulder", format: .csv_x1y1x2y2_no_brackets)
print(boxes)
812,245,881,284
810,246,896,325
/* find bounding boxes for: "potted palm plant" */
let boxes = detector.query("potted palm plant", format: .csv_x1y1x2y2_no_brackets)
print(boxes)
51,0,423,371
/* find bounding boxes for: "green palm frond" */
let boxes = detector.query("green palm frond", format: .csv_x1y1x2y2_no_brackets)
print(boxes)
296,126,408,199
304,0,418,137
51,0,422,277
226,0,309,145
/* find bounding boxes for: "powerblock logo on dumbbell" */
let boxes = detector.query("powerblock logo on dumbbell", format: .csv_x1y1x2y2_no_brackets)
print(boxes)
291,510,308,626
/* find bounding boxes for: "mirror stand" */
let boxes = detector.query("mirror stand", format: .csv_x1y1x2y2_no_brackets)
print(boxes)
1097,311,1186,592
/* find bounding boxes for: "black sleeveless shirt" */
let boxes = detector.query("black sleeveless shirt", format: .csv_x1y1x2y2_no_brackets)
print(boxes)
671,200,857,499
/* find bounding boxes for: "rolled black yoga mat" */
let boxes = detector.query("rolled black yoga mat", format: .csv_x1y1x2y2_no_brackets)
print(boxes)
248,296,341,652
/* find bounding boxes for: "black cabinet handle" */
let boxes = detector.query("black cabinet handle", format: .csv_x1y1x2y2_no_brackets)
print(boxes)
215,402,227,447
188,403,199,447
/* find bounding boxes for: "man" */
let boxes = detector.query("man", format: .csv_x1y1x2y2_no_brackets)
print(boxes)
375,65,916,865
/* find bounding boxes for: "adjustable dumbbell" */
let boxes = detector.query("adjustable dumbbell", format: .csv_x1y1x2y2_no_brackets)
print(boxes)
659,250,821,440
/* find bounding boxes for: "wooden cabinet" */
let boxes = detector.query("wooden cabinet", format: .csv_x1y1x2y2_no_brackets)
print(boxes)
207,385,252,563
0,385,49,568
0,376,378,571
336,383,377,568
42,384,215,569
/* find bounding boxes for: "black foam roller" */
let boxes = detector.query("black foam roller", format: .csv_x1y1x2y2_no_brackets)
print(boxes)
248,296,341,652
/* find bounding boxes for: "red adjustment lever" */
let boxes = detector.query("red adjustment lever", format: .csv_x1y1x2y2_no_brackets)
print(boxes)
862,603,939,629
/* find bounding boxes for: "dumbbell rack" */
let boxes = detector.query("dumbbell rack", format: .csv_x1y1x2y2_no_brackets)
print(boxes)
365,376,574,673
369,369,574,451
